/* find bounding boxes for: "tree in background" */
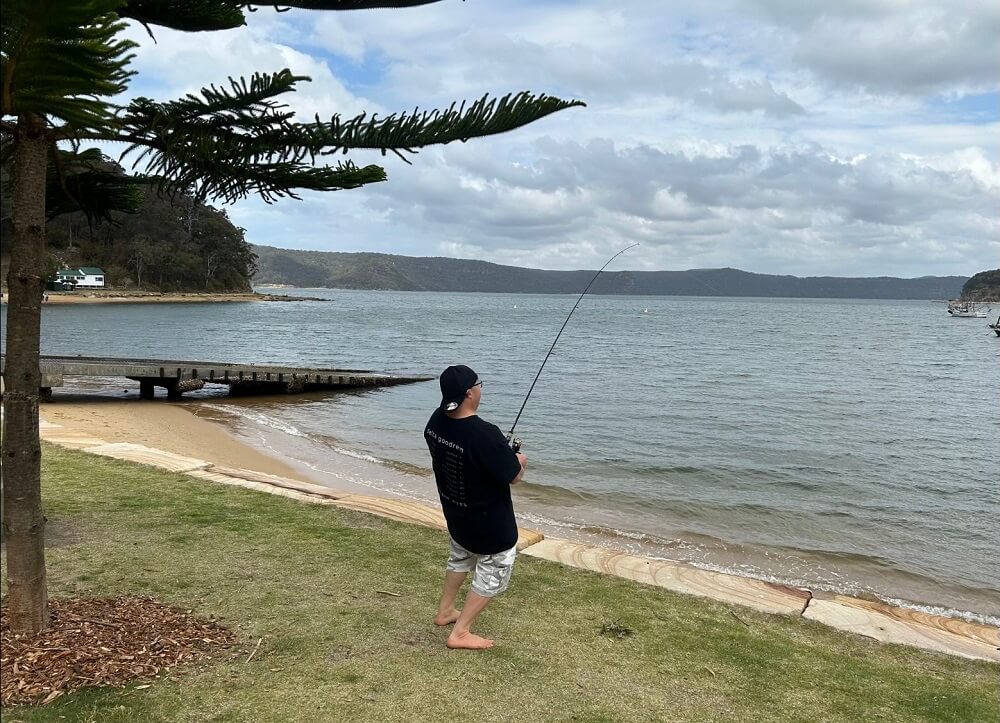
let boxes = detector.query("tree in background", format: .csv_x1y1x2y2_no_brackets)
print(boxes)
960,269,1000,301
1,0,584,634
41,163,260,293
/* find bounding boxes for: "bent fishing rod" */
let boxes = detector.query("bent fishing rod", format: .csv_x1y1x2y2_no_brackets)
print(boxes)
506,243,639,452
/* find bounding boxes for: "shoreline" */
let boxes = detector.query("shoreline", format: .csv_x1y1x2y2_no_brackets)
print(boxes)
17,445,996,718
33,400,998,662
35,398,999,660
38,397,1000,640
1,291,324,304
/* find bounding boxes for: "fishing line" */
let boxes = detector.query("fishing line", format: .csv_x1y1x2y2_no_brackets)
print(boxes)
506,243,639,451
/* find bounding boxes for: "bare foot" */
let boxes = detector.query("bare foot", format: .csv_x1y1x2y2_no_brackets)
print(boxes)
433,609,461,626
446,630,494,650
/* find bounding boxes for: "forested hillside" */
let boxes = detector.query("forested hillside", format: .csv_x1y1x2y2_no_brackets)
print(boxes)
1,159,256,292
253,246,967,300
960,269,1000,301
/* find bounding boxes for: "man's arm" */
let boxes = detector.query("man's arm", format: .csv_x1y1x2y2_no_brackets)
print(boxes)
510,452,527,485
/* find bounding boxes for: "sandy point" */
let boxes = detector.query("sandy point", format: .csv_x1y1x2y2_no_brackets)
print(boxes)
40,399,303,480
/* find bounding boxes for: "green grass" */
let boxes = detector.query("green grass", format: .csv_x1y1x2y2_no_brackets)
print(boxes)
2,444,997,722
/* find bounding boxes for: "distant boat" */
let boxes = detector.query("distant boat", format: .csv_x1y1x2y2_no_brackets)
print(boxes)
989,316,1000,337
947,300,991,318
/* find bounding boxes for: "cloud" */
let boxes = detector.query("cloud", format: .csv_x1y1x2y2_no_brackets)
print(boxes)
122,18,380,119
100,1,1000,277
347,137,999,277
695,80,805,117
737,0,1000,94
794,11,1000,94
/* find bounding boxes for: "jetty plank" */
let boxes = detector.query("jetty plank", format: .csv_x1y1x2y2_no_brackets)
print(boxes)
0,354,433,398
521,538,811,616
803,595,999,662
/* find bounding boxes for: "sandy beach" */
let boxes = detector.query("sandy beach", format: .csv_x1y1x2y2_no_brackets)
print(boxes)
44,291,316,304
40,399,303,480
0,291,321,304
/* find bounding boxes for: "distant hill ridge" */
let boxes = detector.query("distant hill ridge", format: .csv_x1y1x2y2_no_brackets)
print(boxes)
252,245,967,300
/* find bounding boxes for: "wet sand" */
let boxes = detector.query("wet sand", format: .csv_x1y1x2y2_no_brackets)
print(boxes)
40,400,304,480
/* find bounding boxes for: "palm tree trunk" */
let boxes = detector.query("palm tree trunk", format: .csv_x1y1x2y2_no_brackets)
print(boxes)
2,114,51,635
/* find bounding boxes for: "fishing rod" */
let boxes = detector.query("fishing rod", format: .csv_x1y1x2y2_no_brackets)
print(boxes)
506,243,639,452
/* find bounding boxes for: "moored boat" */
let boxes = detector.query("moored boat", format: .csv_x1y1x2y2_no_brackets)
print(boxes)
947,300,991,318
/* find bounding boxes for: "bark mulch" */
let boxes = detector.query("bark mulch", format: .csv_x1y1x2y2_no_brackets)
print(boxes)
1,596,238,707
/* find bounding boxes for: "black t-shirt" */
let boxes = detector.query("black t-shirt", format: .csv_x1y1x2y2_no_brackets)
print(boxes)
424,409,522,554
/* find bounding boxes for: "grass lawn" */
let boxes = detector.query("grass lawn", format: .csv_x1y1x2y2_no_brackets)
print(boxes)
2,444,997,722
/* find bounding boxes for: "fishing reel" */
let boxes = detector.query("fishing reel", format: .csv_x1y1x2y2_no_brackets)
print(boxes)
506,433,522,453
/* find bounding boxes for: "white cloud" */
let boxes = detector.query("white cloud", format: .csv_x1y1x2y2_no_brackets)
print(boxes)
123,19,379,119
108,1,999,277
793,9,999,94
345,138,999,277
736,0,1000,94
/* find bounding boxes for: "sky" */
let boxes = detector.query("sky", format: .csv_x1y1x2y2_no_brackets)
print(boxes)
119,0,999,277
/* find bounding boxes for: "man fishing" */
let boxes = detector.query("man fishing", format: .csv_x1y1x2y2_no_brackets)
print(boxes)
424,364,527,650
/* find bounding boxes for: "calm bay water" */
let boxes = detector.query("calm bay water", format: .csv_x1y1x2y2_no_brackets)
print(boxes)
3,290,998,623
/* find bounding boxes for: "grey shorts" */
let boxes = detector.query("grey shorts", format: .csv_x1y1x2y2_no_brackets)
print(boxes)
446,536,517,598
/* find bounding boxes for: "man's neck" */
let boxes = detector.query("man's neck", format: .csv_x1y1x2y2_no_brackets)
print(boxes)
446,407,477,420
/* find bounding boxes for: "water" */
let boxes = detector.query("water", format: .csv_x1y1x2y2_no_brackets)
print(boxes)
3,291,999,624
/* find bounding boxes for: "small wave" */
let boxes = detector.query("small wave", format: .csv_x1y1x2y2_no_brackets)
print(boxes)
661,465,703,475
197,403,307,438
878,597,1000,628
327,444,383,465
516,511,593,532
517,481,848,527
769,478,828,492
382,459,434,477
201,402,433,478
575,524,657,542
514,480,595,505
778,464,838,475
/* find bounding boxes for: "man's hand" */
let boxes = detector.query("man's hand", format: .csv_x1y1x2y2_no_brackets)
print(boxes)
511,452,527,485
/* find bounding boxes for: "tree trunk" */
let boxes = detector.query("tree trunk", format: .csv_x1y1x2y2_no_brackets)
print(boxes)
182,195,195,242
205,253,216,290
2,114,51,635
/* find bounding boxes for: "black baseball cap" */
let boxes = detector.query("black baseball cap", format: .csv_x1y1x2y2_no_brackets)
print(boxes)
439,364,479,412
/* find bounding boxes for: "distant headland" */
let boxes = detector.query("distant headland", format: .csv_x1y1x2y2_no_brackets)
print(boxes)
252,245,970,300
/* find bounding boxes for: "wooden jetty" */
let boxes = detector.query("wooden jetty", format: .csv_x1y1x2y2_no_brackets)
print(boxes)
0,355,433,400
